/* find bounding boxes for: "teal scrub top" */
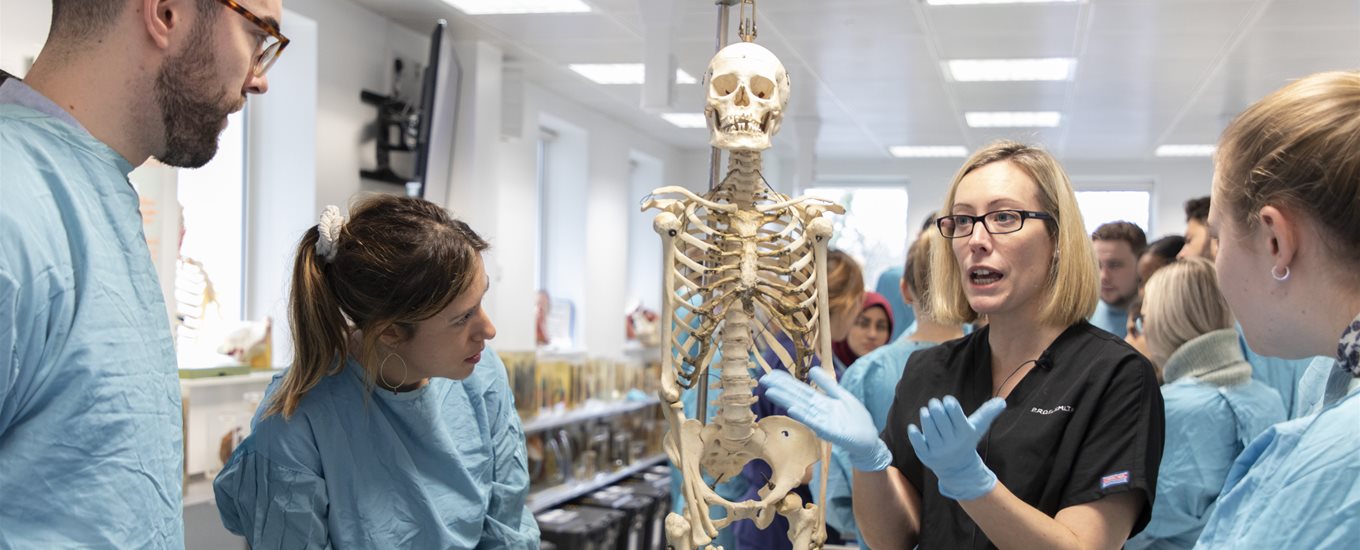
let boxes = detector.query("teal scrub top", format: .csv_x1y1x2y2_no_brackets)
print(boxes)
1125,379,1284,550
0,95,183,546
815,338,940,540
213,350,538,549
1193,386,1360,548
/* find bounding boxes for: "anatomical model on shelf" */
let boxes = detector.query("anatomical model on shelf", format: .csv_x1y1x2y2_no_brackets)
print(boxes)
643,37,843,550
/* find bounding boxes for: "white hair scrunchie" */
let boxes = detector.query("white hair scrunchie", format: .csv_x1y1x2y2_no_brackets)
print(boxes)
316,205,345,263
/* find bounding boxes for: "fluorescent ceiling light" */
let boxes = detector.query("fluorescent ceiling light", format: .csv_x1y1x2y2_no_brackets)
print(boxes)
965,111,1062,127
947,58,1075,82
1155,144,1216,157
889,146,969,158
927,0,1082,5
569,64,698,85
661,113,708,129
442,0,591,15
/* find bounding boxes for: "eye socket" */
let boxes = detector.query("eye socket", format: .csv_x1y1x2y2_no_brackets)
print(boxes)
750,76,775,99
990,211,1021,225
712,74,738,97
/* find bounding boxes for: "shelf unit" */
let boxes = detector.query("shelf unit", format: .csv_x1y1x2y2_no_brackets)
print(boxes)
183,474,217,508
527,453,668,513
522,397,661,435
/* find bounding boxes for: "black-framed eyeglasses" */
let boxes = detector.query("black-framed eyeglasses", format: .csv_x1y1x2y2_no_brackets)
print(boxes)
215,0,289,77
936,210,1054,239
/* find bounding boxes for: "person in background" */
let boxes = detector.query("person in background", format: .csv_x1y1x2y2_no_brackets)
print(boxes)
835,292,895,368
877,269,912,343
1091,221,1147,337
878,213,942,342
214,195,537,548
734,250,864,549
1125,258,1284,549
819,232,965,540
0,0,284,546
1178,197,1216,261
1194,69,1360,547
1138,235,1185,289
764,141,1164,549
1125,296,1150,363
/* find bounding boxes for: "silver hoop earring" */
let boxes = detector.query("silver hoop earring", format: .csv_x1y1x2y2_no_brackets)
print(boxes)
1271,265,1291,282
379,352,408,393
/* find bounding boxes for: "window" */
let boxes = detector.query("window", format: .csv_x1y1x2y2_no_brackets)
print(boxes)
131,111,249,368
801,186,911,288
1075,190,1151,236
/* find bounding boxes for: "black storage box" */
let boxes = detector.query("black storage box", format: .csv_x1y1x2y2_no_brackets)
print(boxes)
537,505,627,550
616,479,671,550
575,487,654,550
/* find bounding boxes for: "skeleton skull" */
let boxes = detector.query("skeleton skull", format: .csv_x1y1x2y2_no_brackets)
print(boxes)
705,42,790,152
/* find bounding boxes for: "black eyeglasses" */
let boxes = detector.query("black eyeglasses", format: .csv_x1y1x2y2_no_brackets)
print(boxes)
215,0,289,77
936,210,1054,239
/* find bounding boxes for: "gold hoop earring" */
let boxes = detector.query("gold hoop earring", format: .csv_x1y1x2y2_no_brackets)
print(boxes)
379,352,408,393
1271,265,1291,282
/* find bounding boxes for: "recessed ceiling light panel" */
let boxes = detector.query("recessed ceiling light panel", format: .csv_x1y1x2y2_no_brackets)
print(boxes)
964,111,1062,128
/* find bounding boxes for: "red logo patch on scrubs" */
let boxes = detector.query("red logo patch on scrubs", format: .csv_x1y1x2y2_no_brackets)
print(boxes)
1100,471,1130,489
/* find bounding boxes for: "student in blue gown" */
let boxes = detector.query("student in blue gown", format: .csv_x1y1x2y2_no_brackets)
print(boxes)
1125,258,1284,549
820,233,965,540
214,196,538,548
876,266,913,342
0,1,284,546
1182,197,1323,417
1090,222,1147,338
1193,70,1360,548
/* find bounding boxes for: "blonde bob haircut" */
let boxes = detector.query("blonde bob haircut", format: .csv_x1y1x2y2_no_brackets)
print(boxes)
1141,257,1235,367
929,140,1098,326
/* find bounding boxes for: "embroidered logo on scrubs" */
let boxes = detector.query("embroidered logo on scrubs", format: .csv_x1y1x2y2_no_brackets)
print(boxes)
1029,405,1073,415
1100,471,1130,489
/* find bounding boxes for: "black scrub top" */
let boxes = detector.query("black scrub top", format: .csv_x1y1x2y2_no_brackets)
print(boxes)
881,321,1164,549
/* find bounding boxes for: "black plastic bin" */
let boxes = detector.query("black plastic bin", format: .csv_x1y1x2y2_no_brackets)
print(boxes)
575,487,654,550
537,505,627,550
616,479,670,550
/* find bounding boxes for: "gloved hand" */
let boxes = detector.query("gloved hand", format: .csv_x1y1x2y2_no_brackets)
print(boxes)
907,395,1007,501
759,367,893,472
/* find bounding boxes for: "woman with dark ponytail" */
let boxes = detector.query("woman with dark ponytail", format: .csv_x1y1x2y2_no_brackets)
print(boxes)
214,194,538,548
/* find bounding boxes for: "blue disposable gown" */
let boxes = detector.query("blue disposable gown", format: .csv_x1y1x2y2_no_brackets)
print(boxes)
1193,386,1360,548
1124,379,1284,549
817,338,939,539
1090,300,1128,338
0,98,183,546
213,351,538,549
1236,324,1321,418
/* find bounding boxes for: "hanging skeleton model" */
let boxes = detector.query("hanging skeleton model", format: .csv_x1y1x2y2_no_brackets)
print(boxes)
642,20,845,550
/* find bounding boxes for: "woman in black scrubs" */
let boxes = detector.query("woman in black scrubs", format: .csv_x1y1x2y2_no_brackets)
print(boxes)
762,140,1164,549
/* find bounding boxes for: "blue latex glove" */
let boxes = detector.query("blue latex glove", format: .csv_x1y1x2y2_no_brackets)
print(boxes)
907,395,1007,501
759,368,893,472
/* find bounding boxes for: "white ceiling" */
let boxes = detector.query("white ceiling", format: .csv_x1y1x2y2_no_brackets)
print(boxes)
348,0,1360,160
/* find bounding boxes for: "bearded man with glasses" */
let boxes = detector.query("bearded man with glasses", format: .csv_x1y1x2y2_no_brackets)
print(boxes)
0,0,286,546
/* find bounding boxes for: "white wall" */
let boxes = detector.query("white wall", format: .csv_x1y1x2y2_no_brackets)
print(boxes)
245,10,318,368
442,40,692,357
0,1,49,76
284,0,432,213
